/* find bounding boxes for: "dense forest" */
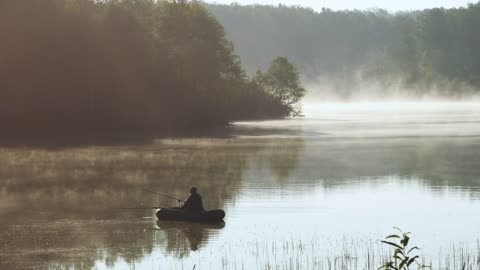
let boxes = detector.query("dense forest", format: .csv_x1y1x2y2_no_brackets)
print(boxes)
0,0,305,141
3,0,480,141
207,3,480,99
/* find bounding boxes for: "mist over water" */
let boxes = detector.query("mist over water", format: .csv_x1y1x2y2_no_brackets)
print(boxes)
2,101,480,269
304,101,480,132
239,101,480,138
303,74,480,102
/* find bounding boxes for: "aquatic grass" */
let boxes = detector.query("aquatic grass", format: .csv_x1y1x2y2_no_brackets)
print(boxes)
208,234,388,270
179,234,480,270
435,241,480,270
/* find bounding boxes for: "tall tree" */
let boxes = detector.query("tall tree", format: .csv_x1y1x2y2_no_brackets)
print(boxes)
256,57,306,116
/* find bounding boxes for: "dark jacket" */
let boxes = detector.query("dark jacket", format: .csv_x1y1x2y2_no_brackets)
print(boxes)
181,192,204,212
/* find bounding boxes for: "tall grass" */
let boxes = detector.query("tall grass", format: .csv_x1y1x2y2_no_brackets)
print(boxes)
185,236,480,270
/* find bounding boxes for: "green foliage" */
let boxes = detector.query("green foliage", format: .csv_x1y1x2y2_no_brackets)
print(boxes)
255,57,306,116
0,0,300,140
380,228,429,270
207,4,398,76
208,3,480,96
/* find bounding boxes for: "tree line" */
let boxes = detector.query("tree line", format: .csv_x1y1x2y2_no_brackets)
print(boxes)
0,0,305,141
207,3,480,98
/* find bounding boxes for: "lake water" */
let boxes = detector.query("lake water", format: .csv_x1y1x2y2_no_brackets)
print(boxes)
1,102,480,269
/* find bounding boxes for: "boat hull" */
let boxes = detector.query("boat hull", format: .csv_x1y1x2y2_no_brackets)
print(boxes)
156,208,225,223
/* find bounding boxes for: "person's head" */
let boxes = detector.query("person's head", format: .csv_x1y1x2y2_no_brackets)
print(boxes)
190,186,198,194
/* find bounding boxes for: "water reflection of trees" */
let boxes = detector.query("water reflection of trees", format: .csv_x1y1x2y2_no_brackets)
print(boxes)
224,136,480,197
281,137,480,194
0,219,156,270
0,139,251,223
0,137,303,269
247,138,306,184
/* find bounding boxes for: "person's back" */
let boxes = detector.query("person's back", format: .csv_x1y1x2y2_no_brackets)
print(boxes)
181,187,204,212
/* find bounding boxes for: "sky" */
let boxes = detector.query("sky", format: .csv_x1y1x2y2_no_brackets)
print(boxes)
205,0,476,12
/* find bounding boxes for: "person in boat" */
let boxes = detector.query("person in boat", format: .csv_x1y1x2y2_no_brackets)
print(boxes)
181,186,205,212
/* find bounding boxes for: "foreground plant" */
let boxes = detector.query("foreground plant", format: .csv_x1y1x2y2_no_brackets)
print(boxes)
379,228,429,270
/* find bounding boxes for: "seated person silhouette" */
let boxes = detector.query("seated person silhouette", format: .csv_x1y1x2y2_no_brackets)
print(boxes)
181,186,204,212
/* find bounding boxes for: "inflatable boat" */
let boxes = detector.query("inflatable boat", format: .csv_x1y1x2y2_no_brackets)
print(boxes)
156,208,225,223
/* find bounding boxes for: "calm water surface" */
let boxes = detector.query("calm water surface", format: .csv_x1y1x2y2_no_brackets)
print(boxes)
1,102,480,269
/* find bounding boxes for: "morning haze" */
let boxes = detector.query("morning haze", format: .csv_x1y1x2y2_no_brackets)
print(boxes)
205,0,474,11
1,1,480,270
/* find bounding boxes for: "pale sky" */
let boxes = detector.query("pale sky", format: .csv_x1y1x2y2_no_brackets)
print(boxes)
205,0,477,11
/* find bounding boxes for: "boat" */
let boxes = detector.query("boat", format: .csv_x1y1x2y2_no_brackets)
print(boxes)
156,220,226,230
156,208,225,223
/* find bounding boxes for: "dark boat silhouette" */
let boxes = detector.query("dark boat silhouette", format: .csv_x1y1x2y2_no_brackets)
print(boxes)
156,208,225,223
155,220,226,230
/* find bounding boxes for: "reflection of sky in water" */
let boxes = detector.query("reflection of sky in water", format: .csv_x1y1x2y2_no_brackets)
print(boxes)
2,102,480,269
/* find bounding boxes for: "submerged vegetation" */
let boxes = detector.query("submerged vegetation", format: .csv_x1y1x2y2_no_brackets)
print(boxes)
0,0,305,141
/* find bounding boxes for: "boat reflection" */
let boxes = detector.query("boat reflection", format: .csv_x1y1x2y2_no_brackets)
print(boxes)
155,220,225,253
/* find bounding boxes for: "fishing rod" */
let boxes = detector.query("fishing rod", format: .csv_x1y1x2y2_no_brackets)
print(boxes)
118,206,166,210
142,188,185,203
